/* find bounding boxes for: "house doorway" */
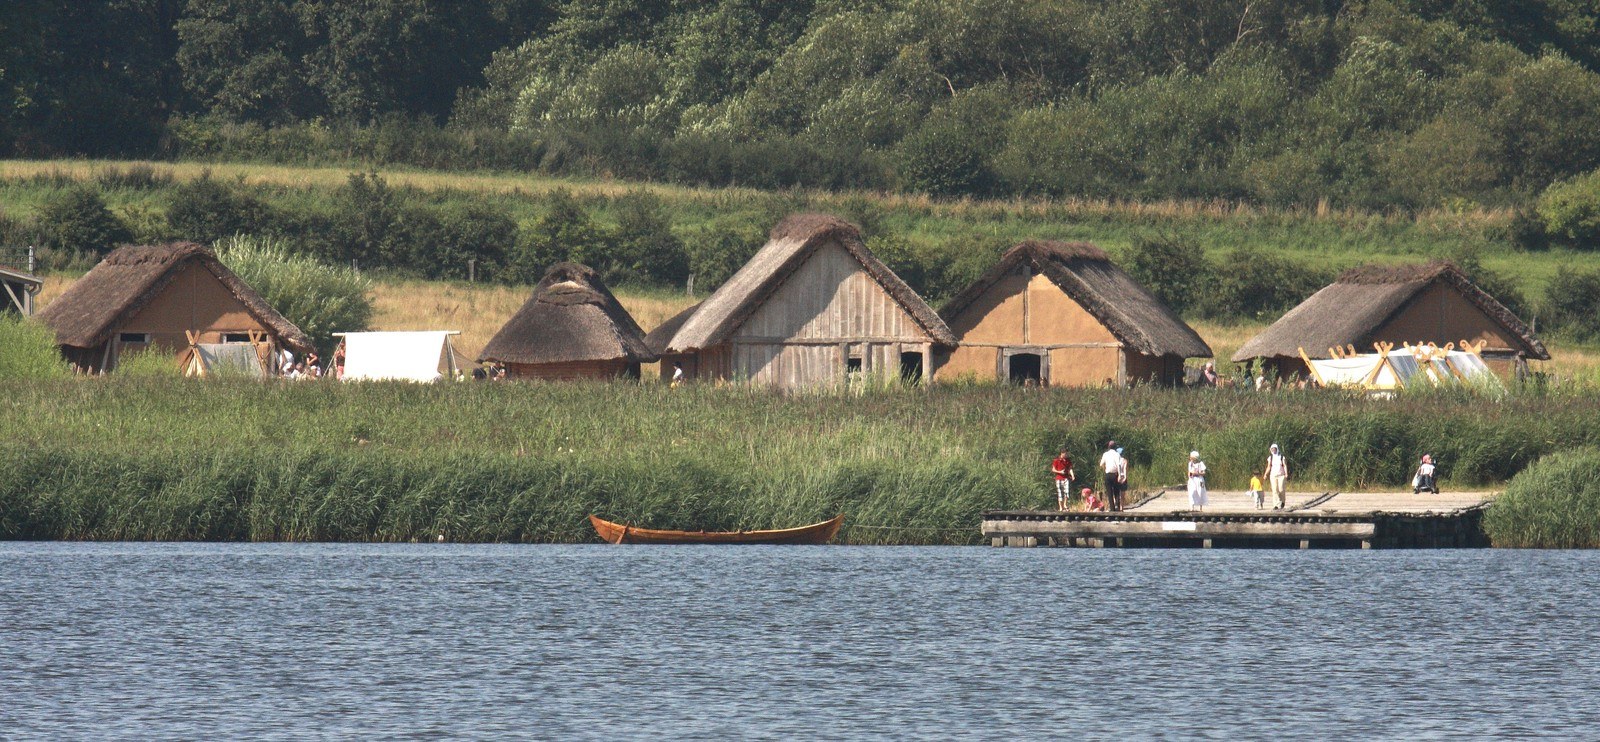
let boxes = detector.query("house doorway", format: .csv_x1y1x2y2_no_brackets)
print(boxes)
899,351,924,383
1007,352,1043,384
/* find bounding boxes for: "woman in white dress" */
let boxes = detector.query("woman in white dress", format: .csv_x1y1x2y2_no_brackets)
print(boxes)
1187,451,1208,510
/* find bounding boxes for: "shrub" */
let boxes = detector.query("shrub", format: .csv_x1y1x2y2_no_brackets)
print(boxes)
1484,448,1600,548
611,190,688,286
35,185,133,256
215,234,374,353
1536,169,1600,250
166,174,274,244
328,171,417,269
1198,247,1332,322
0,317,68,379
1539,268,1600,342
1123,235,1209,315
411,201,517,283
682,220,763,291
510,188,610,284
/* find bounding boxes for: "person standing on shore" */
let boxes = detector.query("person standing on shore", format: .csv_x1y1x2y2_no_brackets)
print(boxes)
1051,447,1075,511
1187,451,1208,511
1114,447,1129,511
1100,441,1122,512
1265,443,1290,510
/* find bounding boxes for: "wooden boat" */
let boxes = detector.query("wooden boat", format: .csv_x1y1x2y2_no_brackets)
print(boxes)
588,514,843,545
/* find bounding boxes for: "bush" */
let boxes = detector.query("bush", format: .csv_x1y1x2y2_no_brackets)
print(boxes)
682,220,763,291
510,188,610,284
35,185,133,256
166,173,274,244
215,234,374,353
410,201,517,283
1123,235,1209,315
114,347,179,378
1536,169,1600,250
0,317,68,379
1484,448,1600,548
611,190,688,286
1198,247,1332,322
1539,268,1600,342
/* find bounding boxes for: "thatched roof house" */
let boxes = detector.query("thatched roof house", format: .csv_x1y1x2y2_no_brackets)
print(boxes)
1232,261,1548,379
36,242,312,373
936,241,1212,386
650,213,955,387
478,262,656,380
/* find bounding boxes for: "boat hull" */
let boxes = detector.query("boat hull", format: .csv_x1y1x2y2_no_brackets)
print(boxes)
588,514,843,545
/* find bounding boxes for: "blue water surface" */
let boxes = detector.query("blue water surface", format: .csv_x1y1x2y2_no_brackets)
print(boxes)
1,543,1594,739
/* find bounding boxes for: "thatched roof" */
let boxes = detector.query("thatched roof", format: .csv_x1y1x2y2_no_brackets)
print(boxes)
478,262,657,365
940,240,1213,358
653,214,956,352
645,301,700,356
36,242,313,353
1231,261,1549,362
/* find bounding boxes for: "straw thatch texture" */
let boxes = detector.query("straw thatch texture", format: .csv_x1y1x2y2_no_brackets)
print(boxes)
1231,261,1549,362
35,242,313,352
940,240,1213,358
655,214,955,352
478,262,657,365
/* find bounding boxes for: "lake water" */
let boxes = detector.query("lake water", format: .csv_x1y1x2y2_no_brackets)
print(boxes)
2,544,1595,739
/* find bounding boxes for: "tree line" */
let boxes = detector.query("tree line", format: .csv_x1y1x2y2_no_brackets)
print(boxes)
7,1,1600,214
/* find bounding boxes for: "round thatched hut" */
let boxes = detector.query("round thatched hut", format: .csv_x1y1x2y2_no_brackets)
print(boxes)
478,262,657,380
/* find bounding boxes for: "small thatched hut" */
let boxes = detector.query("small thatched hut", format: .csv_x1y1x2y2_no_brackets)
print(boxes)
478,262,657,380
1232,261,1549,380
648,214,955,388
36,242,312,373
936,241,1212,386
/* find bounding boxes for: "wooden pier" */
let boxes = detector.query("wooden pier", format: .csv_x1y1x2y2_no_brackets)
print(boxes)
983,490,1493,549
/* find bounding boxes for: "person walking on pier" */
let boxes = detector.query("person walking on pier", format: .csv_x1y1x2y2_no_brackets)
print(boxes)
1051,448,1075,511
1187,451,1208,510
1265,443,1290,510
1100,441,1123,512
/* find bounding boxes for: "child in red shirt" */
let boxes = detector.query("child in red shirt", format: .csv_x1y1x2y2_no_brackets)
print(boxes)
1051,448,1074,510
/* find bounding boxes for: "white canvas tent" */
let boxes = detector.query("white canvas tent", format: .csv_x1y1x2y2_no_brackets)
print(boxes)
337,331,462,382
1300,341,1502,393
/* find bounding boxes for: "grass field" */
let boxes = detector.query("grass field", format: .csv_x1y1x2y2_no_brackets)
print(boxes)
4,157,1594,301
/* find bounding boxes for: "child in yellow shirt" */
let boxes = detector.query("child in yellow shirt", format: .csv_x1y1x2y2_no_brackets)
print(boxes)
1249,475,1265,509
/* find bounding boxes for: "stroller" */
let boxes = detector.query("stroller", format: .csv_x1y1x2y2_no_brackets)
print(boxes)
1412,455,1439,494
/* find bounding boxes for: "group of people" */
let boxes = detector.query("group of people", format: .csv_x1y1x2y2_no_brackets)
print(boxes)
1048,441,1293,512
1049,441,1133,512
279,349,332,380
1050,441,1440,511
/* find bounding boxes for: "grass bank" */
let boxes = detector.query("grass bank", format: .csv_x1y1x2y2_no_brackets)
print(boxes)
2,158,1588,298
3,379,1597,544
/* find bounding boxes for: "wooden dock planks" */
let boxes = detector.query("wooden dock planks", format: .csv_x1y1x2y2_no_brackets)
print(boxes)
982,491,1495,549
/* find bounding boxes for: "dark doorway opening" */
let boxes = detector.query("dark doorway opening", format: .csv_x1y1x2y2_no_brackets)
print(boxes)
1008,352,1043,384
845,356,863,373
899,351,923,383
622,363,642,380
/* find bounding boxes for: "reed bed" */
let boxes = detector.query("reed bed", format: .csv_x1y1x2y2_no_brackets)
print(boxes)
1483,449,1600,548
3,378,1597,544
